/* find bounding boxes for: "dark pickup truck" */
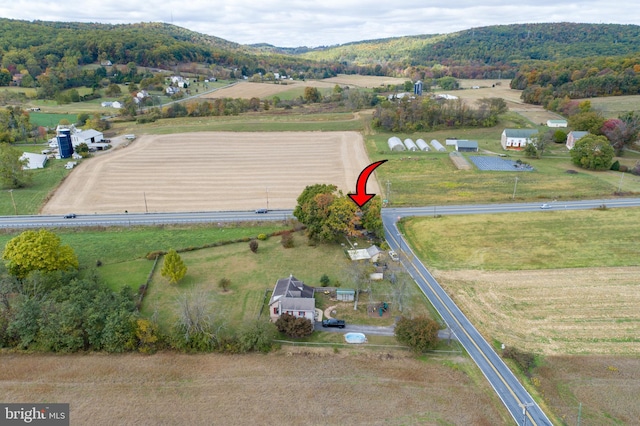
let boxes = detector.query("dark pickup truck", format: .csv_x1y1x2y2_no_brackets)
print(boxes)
322,318,346,328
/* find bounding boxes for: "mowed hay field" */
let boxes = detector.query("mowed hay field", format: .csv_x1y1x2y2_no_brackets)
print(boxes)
42,131,378,214
433,267,640,355
0,350,508,425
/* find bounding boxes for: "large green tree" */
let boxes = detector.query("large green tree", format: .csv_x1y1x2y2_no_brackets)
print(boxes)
394,316,440,353
160,249,187,285
3,230,78,279
0,143,30,188
570,134,615,170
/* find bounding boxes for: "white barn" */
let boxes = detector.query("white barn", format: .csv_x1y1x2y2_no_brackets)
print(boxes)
388,137,406,151
416,139,430,151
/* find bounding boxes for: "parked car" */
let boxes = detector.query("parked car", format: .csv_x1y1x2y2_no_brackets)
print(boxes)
254,208,268,214
63,213,77,219
322,318,346,328
388,250,399,261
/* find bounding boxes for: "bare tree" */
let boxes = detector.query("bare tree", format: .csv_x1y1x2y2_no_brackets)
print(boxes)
175,291,214,341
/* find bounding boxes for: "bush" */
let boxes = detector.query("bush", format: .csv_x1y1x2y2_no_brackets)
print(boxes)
619,164,628,173
394,316,440,353
320,274,330,287
275,313,313,338
610,160,620,171
146,250,165,260
281,232,294,248
257,233,268,241
249,239,259,253
502,346,537,376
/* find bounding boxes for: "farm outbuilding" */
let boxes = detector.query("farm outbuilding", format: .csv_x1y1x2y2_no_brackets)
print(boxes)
20,152,48,170
388,137,406,151
336,289,356,302
547,119,568,128
403,138,418,151
445,138,458,146
416,139,430,151
455,140,479,152
431,139,446,152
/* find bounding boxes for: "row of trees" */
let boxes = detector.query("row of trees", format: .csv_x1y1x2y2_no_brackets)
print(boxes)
372,97,507,132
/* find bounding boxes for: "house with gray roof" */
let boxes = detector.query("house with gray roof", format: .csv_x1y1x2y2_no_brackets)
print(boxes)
566,131,589,150
268,275,316,323
501,129,539,150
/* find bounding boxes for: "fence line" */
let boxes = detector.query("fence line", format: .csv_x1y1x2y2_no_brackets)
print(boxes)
137,254,160,310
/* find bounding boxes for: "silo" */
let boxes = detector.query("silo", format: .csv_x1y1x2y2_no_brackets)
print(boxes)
416,139,430,151
388,136,406,151
57,129,74,159
403,138,418,151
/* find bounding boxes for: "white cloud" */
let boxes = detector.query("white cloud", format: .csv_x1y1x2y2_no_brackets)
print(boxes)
1,1,638,47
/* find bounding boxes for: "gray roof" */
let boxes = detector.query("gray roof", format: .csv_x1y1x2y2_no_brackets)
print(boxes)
569,131,589,139
280,298,315,312
269,275,314,305
456,140,478,148
503,129,538,138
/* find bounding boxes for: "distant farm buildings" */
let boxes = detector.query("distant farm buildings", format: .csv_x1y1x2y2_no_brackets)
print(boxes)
501,129,539,150
416,139,430,151
388,137,406,151
566,131,589,150
547,119,568,128
431,139,446,151
20,152,48,170
403,138,418,151
455,140,479,152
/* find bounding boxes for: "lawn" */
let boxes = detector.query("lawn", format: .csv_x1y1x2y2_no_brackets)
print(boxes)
141,232,432,332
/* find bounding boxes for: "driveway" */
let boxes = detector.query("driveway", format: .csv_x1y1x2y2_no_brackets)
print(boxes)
314,322,456,340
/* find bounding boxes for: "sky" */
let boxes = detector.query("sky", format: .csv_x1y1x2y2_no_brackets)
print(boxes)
1,1,638,48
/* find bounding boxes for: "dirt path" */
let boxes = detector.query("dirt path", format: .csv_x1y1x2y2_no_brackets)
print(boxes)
42,131,378,214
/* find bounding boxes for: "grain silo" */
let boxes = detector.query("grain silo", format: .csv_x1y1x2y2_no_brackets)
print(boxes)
430,139,446,152
57,128,74,159
416,139,430,151
388,137,405,151
403,138,418,151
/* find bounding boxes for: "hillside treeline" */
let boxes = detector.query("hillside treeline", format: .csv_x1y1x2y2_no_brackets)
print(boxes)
372,97,507,132
511,55,640,106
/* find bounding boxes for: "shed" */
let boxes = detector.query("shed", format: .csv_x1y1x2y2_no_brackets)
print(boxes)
388,137,406,151
445,138,458,146
416,139,430,151
455,140,479,152
403,138,418,151
430,139,446,152
547,119,568,128
336,289,355,302
20,152,48,170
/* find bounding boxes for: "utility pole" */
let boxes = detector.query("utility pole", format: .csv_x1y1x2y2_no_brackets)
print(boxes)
519,402,534,426
8,189,17,215
143,192,148,213
617,172,624,193
266,187,269,211
385,180,391,206
512,176,519,200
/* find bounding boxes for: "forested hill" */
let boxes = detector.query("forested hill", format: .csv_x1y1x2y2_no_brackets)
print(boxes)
299,23,640,66
0,18,316,72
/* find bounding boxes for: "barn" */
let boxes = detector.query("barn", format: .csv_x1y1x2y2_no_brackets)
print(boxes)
501,129,538,150
403,138,418,151
388,137,406,151
416,139,430,151
455,140,479,152
430,139,446,152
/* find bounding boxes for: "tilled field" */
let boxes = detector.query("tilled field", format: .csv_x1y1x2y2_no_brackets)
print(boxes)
42,131,378,214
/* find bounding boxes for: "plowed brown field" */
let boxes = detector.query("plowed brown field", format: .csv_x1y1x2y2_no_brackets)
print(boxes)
41,131,377,214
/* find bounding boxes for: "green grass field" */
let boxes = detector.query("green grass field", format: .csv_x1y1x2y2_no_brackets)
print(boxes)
401,207,640,270
28,112,78,128
140,232,432,331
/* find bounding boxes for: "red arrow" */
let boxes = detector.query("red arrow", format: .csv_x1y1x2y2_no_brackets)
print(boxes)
348,160,387,208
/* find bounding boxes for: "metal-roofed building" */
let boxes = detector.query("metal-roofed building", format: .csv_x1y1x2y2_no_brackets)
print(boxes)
501,129,539,150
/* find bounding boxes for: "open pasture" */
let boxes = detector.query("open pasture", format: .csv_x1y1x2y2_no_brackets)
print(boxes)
41,131,377,214
201,79,339,99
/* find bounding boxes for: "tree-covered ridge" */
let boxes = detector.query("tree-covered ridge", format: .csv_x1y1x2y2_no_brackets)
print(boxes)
300,23,640,67
0,18,314,72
